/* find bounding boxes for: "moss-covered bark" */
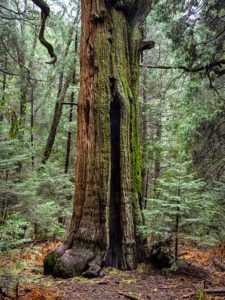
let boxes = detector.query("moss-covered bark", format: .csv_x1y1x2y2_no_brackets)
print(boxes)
44,0,152,278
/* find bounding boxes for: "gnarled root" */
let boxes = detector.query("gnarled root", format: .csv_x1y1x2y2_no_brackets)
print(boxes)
44,244,103,278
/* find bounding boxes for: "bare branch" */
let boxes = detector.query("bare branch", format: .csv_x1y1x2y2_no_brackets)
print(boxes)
31,0,57,64
141,60,225,101
0,68,48,82
141,59,225,75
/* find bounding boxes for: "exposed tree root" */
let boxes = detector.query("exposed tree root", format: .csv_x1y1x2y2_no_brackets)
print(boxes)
44,244,103,278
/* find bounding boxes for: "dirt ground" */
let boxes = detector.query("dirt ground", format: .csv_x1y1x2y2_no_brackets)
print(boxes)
0,241,224,300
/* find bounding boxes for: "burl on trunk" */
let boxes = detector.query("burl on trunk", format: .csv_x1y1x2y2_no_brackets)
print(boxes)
44,0,153,278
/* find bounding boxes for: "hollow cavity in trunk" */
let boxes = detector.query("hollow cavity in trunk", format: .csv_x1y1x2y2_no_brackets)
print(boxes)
108,96,122,268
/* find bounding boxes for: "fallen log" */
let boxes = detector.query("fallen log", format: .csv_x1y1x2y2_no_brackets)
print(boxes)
212,257,225,272
204,289,225,294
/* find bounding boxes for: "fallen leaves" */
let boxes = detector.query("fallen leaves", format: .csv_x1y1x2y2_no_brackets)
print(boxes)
19,285,60,300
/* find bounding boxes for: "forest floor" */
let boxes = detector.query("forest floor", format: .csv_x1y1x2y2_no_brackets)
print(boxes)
0,241,225,300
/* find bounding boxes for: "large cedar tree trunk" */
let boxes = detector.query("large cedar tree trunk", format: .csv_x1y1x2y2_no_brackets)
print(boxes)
44,0,152,278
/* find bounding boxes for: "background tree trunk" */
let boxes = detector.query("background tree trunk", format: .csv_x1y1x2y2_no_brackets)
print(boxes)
141,69,149,209
42,26,75,164
64,28,79,174
153,117,162,195
0,50,7,122
44,0,152,278
42,73,72,164
30,84,35,170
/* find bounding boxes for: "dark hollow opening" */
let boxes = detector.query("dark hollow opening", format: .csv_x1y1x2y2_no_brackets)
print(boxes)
85,100,90,126
108,96,123,268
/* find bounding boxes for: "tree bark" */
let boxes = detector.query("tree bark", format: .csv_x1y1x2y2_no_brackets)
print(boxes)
44,0,152,278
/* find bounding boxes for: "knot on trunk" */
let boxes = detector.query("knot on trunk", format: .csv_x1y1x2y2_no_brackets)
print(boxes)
139,40,155,52
90,1,107,21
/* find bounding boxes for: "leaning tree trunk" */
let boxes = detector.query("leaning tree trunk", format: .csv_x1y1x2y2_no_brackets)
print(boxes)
42,25,76,164
44,0,153,278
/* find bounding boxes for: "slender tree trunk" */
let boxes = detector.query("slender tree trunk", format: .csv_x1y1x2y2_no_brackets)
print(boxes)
0,200,8,227
34,223,38,237
144,170,149,209
16,36,27,172
17,51,27,133
42,74,73,164
30,84,35,170
64,29,79,174
174,210,179,261
64,72,76,174
16,2,28,135
42,25,77,164
57,25,75,98
175,186,181,261
29,30,38,170
153,116,162,196
0,51,7,121
141,70,148,208
44,0,152,278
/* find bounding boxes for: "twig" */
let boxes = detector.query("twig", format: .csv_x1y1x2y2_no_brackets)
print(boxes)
183,292,195,298
118,291,142,300
204,289,225,294
15,282,19,300
178,252,188,257
62,102,78,106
